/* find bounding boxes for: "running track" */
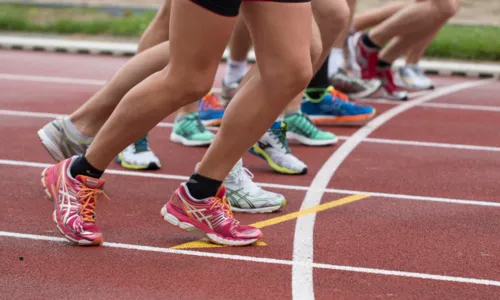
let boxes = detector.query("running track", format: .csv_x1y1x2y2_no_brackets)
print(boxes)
1,49,500,299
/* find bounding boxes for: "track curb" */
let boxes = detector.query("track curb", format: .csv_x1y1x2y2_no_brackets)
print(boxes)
1,35,499,79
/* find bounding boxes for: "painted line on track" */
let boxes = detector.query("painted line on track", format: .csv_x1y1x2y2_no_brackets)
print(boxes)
1,158,499,209
2,109,500,153
2,35,500,78
292,79,496,300
360,98,500,112
1,230,500,287
171,194,370,249
2,73,500,113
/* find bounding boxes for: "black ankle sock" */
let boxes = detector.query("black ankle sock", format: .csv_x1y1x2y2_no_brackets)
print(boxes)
306,56,330,99
70,154,104,179
362,33,381,50
186,173,223,200
376,59,392,68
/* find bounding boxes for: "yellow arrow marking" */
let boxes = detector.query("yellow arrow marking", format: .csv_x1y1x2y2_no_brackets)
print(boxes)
171,193,370,249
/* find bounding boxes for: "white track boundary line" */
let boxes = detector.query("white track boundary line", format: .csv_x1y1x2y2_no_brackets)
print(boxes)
0,73,107,85
2,108,500,152
1,230,500,287
292,79,496,300
1,73,500,113
1,158,499,208
360,98,500,112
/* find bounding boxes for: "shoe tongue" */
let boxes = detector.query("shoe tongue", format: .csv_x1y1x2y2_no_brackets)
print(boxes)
77,175,105,189
215,185,226,198
269,121,282,130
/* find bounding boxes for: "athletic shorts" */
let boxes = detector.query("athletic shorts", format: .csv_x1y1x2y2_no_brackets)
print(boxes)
191,0,310,17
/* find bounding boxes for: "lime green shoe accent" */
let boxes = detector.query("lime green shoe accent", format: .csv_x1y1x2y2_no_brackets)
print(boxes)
116,153,154,170
284,110,338,146
170,113,214,146
115,135,161,170
250,144,306,175
304,86,346,103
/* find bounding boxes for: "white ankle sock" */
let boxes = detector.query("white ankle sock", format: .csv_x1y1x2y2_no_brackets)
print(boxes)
224,58,247,84
328,48,345,78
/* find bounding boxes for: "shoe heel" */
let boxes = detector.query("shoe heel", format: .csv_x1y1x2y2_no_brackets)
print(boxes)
161,205,198,232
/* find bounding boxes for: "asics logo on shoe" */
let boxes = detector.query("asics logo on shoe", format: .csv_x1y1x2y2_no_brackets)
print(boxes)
85,178,101,188
257,141,270,150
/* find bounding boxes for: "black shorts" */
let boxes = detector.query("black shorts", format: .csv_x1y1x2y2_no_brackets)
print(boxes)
191,0,310,17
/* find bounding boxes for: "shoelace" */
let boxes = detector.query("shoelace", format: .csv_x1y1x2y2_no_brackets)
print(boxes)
270,123,290,153
183,114,206,134
133,136,150,153
327,87,350,102
232,166,261,194
78,187,110,223
202,93,225,110
210,195,234,220
293,112,318,137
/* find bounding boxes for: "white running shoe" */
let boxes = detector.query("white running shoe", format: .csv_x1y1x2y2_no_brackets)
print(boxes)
250,121,308,175
116,135,161,170
224,159,286,213
409,65,435,90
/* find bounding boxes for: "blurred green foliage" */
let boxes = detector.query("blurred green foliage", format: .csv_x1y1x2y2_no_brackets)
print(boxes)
1,4,499,61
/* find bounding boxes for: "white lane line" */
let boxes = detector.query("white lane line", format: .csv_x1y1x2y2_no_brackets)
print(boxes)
359,98,500,113
1,230,500,287
0,73,107,85
358,137,500,152
422,102,500,112
291,79,496,300
4,35,500,77
1,158,500,209
2,109,500,152
2,73,500,113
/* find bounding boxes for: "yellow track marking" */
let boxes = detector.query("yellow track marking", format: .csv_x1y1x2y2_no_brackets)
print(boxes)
171,194,370,249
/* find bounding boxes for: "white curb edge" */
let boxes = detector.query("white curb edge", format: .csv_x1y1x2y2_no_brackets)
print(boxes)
1,35,499,79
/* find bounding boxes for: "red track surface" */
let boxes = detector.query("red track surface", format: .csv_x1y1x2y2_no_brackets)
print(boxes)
1,49,500,299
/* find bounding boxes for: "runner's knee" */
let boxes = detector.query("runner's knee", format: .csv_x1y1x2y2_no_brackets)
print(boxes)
260,57,313,97
159,67,214,106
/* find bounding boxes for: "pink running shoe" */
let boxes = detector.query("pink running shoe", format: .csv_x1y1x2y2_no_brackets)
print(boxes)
161,183,263,246
41,156,108,246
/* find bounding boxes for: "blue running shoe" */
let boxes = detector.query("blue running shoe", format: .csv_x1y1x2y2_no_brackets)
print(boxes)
301,86,376,125
198,93,225,126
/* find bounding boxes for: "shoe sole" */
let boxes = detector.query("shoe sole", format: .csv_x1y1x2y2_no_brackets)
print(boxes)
37,129,66,162
308,111,376,126
41,167,103,246
231,198,286,214
249,146,307,175
170,132,213,147
160,205,261,246
286,132,338,147
115,154,161,170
